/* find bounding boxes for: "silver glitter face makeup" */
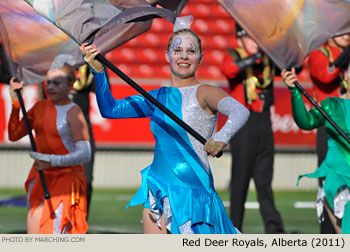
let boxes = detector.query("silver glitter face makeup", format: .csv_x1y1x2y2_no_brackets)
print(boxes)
169,37,182,68
168,34,201,73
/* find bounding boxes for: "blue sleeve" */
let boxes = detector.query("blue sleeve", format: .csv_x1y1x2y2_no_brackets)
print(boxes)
91,68,156,119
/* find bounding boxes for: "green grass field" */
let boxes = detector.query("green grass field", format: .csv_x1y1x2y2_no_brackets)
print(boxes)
0,188,319,234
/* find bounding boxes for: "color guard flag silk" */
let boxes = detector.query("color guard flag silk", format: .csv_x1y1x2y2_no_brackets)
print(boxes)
0,0,78,85
24,0,178,45
0,0,186,85
218,0,350,69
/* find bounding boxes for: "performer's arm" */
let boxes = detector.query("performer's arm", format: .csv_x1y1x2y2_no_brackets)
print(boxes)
80,43,154,119
91,68,155,118
29,140,91,169
289,87,325,130
282,69,325,130
7,101,36,141
213,97,250,143
7,78,35,141
199,85,249,156
308,49,342,84
220,52,241,80
220,50,263,78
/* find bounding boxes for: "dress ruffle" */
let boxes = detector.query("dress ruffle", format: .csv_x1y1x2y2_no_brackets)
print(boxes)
299,156,350,233
25,166,88,234
127,166,238,234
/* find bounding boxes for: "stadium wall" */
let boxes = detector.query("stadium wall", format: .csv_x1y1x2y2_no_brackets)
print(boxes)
0,149,318,191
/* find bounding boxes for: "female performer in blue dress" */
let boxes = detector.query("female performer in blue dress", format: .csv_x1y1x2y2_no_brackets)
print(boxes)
80,17,249,234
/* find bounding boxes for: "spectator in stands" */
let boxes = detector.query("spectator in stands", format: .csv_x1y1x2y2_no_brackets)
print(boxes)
80,16,250,234
308,33,350,233
7,61,90,234
282,67,350,234
220,24,285,233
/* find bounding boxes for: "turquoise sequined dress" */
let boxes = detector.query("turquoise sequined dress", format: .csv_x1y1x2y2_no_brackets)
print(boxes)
92,69,238,234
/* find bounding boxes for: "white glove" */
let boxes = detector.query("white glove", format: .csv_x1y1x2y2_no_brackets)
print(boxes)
29,152,51,163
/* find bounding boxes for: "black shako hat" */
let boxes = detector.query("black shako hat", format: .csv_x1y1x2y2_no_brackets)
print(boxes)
235,23,248,38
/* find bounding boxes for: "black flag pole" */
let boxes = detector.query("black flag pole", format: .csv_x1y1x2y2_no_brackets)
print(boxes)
14,87,51,199
95,54,223,158
293,81,350,145
0,16,51,199
19,2,223,157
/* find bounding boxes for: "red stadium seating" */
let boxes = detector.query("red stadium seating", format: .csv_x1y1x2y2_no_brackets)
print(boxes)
182,1,230,19
201,49,227,65
106,0,271,81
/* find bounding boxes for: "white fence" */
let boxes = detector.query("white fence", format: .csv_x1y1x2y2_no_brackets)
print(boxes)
0,149,318,190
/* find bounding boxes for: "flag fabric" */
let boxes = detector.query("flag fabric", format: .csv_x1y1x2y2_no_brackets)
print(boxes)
0,0,186,85
25,0,178,45
0,0,78,85
156,0,188,16
218,0,350,69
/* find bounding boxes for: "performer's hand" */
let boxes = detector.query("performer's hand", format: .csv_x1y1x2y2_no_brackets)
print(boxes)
281,68,298,88
29,152,51,171
204,137,226,157
33,160,51,171
9,77,23,102
80,43,104,73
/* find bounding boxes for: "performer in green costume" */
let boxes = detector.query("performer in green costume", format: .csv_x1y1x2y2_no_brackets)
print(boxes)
282,68,350,234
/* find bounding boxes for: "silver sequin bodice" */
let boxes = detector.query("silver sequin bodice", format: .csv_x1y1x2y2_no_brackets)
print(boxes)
179,84,217,172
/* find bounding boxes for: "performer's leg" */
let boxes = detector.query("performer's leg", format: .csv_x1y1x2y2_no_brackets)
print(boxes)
27,201,44,234
27,201,73,234
143,208,169,234
253,112,284,234
324,199,341,234
230,112,258,232
317,127,336,234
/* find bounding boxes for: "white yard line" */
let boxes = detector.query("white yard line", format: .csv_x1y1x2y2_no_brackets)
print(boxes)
223,201,316,209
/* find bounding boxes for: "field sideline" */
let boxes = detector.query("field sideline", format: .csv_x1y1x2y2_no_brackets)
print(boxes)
0,189,319,234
